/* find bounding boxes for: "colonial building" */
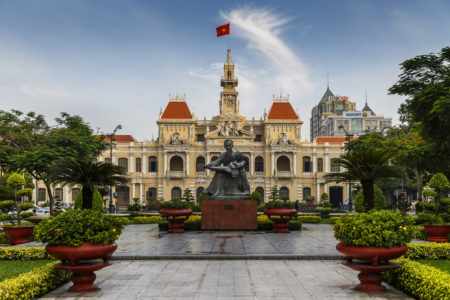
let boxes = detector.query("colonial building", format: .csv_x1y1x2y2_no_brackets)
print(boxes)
34,50,352,211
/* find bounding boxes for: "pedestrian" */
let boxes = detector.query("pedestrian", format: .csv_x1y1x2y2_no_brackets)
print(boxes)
294,200,299,211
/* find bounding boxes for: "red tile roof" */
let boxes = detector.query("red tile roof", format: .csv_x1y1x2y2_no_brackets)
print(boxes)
267,102,298,120
315,137,358,143
104,135,136,142
161,101,192,119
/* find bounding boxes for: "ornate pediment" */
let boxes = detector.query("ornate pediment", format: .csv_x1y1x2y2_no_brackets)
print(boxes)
205,120,255,139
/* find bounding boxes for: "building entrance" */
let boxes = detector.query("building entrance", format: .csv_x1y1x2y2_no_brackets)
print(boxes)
329,186,343,208
116,186,130,212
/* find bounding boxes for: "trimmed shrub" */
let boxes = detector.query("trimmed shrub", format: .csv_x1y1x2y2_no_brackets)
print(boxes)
0,262,71,299
133,216,163,224
19,203,34,211
190,204,201,212
329,216,341,224
404,243,450,260
0,214,13,222
74,189,104,211
287,220,302,231
257,214,274,230
0,246,49,260
20,211,34,218
184,215,201,230
0,200,15,213
257,205,266,212
158,220,169,231
383,257,450,300
297,216,321,223
0,233,9,244
354,184,386,212
250,191,261,201
410,225,427,240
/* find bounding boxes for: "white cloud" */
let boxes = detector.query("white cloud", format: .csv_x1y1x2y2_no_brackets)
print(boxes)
21,84,70,98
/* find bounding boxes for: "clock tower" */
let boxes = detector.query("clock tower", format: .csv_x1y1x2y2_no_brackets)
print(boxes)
219,49,239,116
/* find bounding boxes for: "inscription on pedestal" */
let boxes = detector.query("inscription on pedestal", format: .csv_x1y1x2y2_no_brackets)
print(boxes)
201,200,257,230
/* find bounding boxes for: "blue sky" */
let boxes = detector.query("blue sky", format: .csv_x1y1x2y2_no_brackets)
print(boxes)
1,0,449,140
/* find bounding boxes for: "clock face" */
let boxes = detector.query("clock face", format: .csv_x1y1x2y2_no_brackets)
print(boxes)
227,101,233,106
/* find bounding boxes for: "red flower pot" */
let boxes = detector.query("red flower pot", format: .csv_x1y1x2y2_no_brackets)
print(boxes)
45,242,117,266
424,224,450,243
264,208,297,233
3,226,35,245
336,242,407,266
159,209,193,233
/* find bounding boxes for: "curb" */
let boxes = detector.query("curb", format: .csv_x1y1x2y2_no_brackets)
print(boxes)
111,255,343,260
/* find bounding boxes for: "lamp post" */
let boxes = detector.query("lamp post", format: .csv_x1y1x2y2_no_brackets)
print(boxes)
109,124,122,214
339,125,354,212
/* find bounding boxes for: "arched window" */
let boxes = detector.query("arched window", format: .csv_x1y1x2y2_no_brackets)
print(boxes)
149,156,157,172
196,156,205,172
303,156,312,172
135,158,142,172
255,156,264,172
146,188,157,201
118,158,128,172
277,155,290,171
72,188,80,202
104,157,111,164
196,187,204,203
331,158,340,172
171,187,182,200
210,156,219,163
54,188,63,201
303,187,312,202
279,187,289,201
227,70,232,80
256,187,264,204
38,188,46,201
317,158,323,172
170,155,184,171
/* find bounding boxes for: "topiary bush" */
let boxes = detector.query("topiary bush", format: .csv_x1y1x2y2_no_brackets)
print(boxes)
158,220,169,231
354,184,386,212
250,190,261,204
287,220,302,231
133,216,163,224
0,200,15,213
297,216,321,223
404,242,450,260
257,215,274,231
184,215,201,230
75,190,104,211
190,204,201,212
19,203,34,211
410,225,427,240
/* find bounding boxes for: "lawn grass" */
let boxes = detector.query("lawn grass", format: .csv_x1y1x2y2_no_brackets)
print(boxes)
417,259,450,274
0,259,56,282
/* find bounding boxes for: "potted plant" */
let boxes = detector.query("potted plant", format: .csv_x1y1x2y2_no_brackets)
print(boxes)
159,200,192,233
418,173,450,242
334,210,414,291
34,209,127,292
263,186,297,233
2,173,35,245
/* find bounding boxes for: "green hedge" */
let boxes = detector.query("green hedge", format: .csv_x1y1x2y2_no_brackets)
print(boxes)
410,225,427,240
383,257,450,300
133,216,163,224
158,220,169,231
404,243,450,260
329,216,341,224
287,220,302,231
0,233,9,244
0,246,49,260
297,216,321,223
0,262,71,300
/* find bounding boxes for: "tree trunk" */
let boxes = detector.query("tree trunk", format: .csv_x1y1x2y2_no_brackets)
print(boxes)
361,180,374,212
44,181,54,216
414,168,423,202
82,186,93,209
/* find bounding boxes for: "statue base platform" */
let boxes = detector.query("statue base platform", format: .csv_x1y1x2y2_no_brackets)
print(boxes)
201,200,257,230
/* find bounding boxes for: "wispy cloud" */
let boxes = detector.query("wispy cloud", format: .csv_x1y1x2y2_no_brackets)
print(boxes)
220,6,312,94
21,84,70,98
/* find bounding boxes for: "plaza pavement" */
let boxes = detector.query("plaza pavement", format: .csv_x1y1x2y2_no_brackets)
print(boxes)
40,224,413,299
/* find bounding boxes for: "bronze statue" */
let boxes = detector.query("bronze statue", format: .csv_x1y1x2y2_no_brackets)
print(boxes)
201,139,250,200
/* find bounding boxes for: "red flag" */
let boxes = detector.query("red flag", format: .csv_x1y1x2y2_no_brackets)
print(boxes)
216,23,230,37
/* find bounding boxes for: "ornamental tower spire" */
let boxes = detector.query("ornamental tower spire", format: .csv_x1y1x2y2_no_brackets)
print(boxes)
220,49,239,116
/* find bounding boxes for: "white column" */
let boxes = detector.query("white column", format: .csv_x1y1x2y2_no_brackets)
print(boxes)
293,153,296,176
142,152,147,174
132,183,135,199
140,184,143,203
325,151,329,173
250,152,254,176
324,183,328,195
271,152,275,175
163,152,167,175
206,152,210,176
64,186,70,204
129,152,134,173
312,152,317,173
317,184,320,202
112,151,116,164
186,152,189,176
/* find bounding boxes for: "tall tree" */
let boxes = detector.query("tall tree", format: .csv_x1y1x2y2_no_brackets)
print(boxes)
389,47,450,176
0,110,107,214
324,148,403,211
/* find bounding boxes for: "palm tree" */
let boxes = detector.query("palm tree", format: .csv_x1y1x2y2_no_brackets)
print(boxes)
324,148,403,212
50,157,129,209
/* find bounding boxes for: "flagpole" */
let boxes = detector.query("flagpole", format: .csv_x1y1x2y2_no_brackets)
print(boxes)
228,22,231,50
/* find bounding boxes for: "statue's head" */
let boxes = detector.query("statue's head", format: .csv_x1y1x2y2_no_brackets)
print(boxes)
224,139,233,151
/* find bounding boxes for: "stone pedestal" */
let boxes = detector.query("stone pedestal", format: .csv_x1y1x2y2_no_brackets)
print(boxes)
201,200,257,230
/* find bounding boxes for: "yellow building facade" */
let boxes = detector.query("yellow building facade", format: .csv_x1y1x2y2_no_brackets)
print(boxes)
34,50,351,211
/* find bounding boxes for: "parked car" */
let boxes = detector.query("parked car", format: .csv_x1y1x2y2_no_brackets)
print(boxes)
35,207,50,215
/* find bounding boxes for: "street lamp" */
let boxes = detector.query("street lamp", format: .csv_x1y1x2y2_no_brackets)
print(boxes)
109,124,122,214
339,125,354,212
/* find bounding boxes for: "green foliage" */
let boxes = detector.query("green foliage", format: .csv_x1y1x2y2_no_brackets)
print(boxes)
159,200,190,209
0,260,55,282
320,193,329,201
397,192,410,212
404,242,450,260
133,216,163,224
264,201,294,209
20,212,34,218
287,220,302,231
158,220,169,231
383,258,450,300
128,198,141,211
250,191,261,202
0,200,15,213
0,214,13,222
416,202,436,213
2,221,33,227
0,246,49,260
34,209,126,246
333,210,414,247
19,203,34,210
257,205,266,212
0,261,71,300
422,189,437,198
16,188,33,198
416,212,442,225
329,216,342,224
354,185,386,212
75,189,104,212
269,186,279,202
429,173,449,191
297,216,321,223
0,233,9,244
6,173,26,188
198,193,208,203
410,225,427,240
184,215,201,230
257,215,274,230
190,204,201,212
147,199,161,211
0,186,14,200
182,188,194,203
417,259,450,275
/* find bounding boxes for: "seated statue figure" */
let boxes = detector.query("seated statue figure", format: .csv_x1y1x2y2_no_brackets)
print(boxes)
201,139,250,200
